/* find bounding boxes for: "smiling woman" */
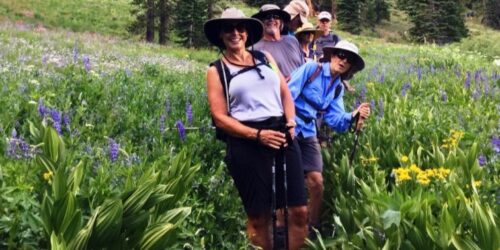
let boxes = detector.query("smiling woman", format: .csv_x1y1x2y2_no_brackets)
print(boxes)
204,7,309,249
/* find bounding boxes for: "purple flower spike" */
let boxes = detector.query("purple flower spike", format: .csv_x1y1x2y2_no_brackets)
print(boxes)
464,72,471,89
38,99,46,118
50,109,62,134
175,120,186,141
73,41,79,63
401,82,411,97
379,73,385,83
108,138,119,162
82,56,91,72
186,103,193,125
478,155,486,167
370,99,375,110
164,98,171,114
492,137,500,154
417,67,422,81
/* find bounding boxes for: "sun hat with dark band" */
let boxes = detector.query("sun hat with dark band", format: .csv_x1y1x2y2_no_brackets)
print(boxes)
323,40,365,73
295,22,322,40
204,8,264,49
251,4,291,23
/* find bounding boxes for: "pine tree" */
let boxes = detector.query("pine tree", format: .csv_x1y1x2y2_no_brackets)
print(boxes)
398,0,468,44
337,0,362,34
174,0,210,47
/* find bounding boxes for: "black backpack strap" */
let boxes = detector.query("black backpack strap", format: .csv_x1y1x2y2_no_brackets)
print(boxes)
210,59,233,99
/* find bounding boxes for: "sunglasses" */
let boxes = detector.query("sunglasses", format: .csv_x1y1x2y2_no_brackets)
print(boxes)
335,51,356,64
221,23,246,33
264,14,281,21
319,19,330,23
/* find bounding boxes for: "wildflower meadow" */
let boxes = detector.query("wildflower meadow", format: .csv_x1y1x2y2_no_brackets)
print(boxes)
0,19,499,249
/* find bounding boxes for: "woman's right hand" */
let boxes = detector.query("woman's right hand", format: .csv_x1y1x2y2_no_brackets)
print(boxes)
258,129,287,149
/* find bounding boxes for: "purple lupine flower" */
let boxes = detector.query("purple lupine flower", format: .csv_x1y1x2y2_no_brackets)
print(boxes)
378,98,384,120
108,138,119,162
478,155,486,167
11,128,17,138
160,114,166,133
50,109,62,134
483,80,490,96
38,99,46,118
440,89,448,102
42,54,48,66
73,41,79,63
474,70,481,83
360,86,366,101
492,137,500,154
186,103,193,125
82,56,91,72
430,65,435,74
379,73,385,83
472,90,480,100
464,72,471,89
175,120,186,141
370,99,375,110
19,140,30,158
354,98,361,108
63,113,70,126
401,82,411,97
417,67,422,81
7,135,17,158
125,68,132,77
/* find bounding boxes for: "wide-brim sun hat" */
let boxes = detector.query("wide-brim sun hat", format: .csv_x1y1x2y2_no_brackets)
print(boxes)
284,0,309,25
204,7,264,49
295,22,322,40
251,4,291,23
323,40,365,72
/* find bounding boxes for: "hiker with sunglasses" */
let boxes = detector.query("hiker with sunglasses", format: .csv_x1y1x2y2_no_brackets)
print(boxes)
252,4,305,82
204,8,308,249
287,40,371,237
295,22,322,62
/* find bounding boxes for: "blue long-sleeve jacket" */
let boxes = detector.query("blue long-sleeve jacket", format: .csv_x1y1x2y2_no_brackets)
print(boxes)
288,61,353,138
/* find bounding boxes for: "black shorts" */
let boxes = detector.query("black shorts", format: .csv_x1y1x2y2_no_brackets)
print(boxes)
225,119,307,217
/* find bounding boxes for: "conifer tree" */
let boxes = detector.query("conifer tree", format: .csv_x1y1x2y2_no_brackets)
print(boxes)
174,0,209,47
337,0,362,34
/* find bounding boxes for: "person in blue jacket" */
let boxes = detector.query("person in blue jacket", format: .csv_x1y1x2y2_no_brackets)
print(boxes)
287,40,371,234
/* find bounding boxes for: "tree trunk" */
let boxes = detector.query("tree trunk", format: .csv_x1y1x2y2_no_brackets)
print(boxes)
158,0,168,44
146,0,155,42
207,0,214,19
331,0,337,19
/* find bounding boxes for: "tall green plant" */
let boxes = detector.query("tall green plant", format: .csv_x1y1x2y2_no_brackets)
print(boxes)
32,122,200,249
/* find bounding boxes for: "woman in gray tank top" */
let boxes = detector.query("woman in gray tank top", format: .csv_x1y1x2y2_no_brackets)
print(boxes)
204,7,308,249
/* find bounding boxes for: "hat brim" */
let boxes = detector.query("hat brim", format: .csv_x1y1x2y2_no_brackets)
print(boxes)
204,18,263,49
252,9,291,23
295,28,323,40
323,47,365,72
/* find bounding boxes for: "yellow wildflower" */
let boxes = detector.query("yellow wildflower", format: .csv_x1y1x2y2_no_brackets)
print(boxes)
368,156,379,162
366,82,375,88
417,177,430,185
473,181,481,187
400,155,409,163
43,171,53,181
410,164,422,174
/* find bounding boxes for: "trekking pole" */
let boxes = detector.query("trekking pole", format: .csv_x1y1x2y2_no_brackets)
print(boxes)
281,126,293,250
271,155,278,249
348,113,361,167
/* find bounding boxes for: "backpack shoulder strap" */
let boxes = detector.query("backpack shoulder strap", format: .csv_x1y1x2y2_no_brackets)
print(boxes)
210,59,232,99
248,50,270,66
305,63,322,85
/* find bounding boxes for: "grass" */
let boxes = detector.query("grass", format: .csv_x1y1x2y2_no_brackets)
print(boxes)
0,0,133,37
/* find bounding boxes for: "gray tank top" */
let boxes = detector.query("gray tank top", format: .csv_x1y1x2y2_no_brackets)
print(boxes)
226,61,283,122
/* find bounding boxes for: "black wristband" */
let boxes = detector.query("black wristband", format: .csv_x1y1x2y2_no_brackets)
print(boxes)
256,129,262,142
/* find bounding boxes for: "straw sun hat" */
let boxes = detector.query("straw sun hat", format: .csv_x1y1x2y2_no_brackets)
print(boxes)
295,22,322,40
204,8,264,49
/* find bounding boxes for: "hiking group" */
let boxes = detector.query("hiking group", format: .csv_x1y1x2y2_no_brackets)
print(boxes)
204,1,371,249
